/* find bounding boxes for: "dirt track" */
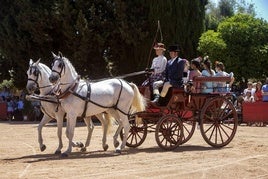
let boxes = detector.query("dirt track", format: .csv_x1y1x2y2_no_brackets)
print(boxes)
0,121,268,179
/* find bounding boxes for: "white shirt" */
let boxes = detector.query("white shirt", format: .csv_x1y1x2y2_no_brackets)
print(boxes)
151,55,167,74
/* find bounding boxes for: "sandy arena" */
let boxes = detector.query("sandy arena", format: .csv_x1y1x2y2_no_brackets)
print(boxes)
0,121,268,179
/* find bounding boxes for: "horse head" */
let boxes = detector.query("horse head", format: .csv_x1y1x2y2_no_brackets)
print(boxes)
49,51,65,84
26,58,52,94
26,59,41,94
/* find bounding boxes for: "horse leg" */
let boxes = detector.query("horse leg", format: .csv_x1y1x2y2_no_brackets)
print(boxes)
38,115,52,152
116,114,130,153
95,113,109,151
114,122,123,149
108,109,121,148
54,116,63,155
62,115,76,157
80,116,94,152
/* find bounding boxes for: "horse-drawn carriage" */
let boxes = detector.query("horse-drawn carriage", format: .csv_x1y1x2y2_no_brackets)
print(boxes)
26,53,238,156
121,76,238,150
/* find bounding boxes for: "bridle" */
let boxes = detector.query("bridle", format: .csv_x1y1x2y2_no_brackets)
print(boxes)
27,65,53,90
51,56,65,78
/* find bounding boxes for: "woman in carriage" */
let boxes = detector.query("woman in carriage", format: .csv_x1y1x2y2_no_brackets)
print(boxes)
142,42,167,100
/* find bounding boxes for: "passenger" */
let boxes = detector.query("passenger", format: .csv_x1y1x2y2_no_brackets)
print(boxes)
262,77,268,102
142,42,167,100
254,81,262,102
201,57,215,93
189,58,202,93
214,61,234,92
152,44,187,105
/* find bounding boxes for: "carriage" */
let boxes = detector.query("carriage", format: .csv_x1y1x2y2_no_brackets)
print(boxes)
121,76,238,150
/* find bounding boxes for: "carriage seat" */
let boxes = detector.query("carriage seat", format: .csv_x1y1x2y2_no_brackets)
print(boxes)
192,76,232,94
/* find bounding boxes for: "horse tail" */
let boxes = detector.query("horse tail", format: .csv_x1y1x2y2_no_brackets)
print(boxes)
129,83,147,124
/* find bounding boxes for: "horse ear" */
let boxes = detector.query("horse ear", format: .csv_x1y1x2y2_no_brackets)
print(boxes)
36,58,41,65
29,59,34,66
52,51,57,58
58,51,63,58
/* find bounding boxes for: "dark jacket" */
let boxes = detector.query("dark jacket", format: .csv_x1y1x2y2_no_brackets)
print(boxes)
165,57,186,87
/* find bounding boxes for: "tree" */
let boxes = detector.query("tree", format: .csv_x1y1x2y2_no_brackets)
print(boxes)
197,30,226,60
205,0,255,30
0,0,208,88
198,14,268,81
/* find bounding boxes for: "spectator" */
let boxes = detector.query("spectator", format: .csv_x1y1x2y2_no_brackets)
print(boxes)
0,86,11,101
189,58,202,93
201,57,215,93
143,42,167,100
7,97,15,120
243,90,255,102
152,44,187,105
243,81,256,97
254,81,262,102
262,77,268,102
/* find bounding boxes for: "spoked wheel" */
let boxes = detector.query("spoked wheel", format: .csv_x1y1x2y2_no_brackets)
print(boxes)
120,117,147,148
200,96,238,148
155,114,184,150
176,110,196,145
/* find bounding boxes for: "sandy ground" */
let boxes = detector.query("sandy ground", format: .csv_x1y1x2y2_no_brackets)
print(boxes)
0,121,268,179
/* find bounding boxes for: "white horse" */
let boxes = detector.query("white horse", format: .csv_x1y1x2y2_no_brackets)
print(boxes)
26,59,113,154
49,52,146,156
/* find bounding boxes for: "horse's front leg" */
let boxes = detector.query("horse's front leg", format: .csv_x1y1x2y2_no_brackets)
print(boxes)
96,113,109,151
38,115,52,152
80,116,94,152
54,116,63,155
63,115,76,157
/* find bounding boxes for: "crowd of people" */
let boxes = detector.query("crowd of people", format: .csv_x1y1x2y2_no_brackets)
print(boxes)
0,86,42,121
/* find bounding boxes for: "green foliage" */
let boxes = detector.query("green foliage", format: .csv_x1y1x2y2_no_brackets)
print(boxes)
197,30,226,61
0,0,208,88
199,13,268,81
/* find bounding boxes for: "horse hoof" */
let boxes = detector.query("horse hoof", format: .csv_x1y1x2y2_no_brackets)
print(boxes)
54,150,61,155
114,141,119,148
76,142,84,148
61,153,69,157
40,145,46,152
115,149,121,154
103,145,109,151
81,147,86,152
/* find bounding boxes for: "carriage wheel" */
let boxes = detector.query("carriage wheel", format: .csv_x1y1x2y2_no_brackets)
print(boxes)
199,97,238,148
155,114,184,150
120,117,147,148
176,110,196,145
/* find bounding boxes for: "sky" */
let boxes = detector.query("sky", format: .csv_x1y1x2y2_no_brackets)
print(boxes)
211,0,268,21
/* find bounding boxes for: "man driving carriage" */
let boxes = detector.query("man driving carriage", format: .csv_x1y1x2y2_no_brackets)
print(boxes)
152,44,188,106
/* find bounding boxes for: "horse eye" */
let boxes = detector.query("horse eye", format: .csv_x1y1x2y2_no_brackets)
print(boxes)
58,62,63,68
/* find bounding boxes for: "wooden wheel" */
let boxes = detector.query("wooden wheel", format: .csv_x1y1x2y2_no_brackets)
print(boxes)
120,117,147,148
200,96,238,148
176,110,196,145
155,114,184,150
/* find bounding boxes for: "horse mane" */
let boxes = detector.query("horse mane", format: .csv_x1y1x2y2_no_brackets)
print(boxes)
39,62,52,75
63,56,78,77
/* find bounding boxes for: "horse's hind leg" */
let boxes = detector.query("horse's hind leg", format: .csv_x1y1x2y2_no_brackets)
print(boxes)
80,116,94,152
116,114,130,153
38,115,52,152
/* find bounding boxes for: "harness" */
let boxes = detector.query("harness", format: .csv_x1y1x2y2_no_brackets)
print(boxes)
58,78,131,118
